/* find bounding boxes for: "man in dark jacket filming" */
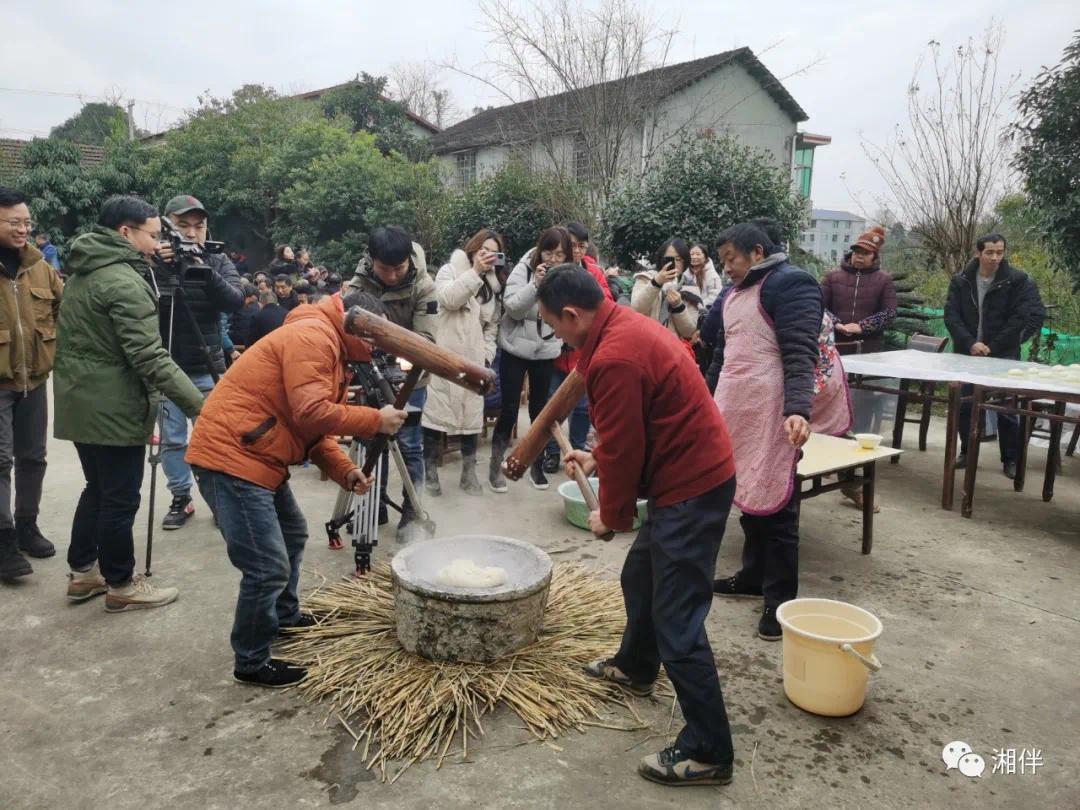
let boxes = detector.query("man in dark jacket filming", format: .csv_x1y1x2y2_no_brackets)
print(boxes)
155,195,244,530
944,233,1045,479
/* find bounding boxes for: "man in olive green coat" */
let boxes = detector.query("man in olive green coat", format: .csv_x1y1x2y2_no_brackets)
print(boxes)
53,195,203,613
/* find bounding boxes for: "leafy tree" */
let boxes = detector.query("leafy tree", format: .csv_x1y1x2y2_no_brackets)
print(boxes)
273,132,444,272
601,134,805,269
50,102,131,146
145,86,349,250
439,162,590,266
15,136,150,249
1013,31,1080,288
319,74,431,161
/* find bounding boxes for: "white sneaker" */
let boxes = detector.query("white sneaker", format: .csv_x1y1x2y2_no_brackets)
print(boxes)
105,574,179,613
67,563,107,602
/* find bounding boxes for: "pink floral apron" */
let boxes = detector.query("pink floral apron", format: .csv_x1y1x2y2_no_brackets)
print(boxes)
713,273,852,516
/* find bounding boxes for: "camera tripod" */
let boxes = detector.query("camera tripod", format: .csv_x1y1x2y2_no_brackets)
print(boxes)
325,432,431,575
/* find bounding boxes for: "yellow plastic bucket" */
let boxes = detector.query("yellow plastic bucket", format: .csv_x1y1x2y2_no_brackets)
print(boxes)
776,598,882,717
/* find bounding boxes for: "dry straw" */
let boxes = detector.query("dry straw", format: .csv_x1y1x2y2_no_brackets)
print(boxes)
278,563,666,782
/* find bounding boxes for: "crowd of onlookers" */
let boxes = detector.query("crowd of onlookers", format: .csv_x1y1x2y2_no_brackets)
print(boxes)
0,183,1045,609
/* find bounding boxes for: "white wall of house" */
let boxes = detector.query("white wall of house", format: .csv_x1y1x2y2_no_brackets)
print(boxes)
648,62,795,169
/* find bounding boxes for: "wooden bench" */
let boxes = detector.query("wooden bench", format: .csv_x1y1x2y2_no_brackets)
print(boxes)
796,434,902,555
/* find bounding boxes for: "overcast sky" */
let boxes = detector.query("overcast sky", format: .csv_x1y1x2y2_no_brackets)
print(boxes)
7,1,1077,214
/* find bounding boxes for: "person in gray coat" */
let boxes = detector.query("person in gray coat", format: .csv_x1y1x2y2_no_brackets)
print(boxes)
489,227,571,492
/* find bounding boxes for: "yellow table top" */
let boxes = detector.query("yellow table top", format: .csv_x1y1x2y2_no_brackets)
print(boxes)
797,433,903,478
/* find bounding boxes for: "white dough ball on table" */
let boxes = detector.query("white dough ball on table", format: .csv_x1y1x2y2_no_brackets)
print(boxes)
1007,368,1025,376
436,558,508,588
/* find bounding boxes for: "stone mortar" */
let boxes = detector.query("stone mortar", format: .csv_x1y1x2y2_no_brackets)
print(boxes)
391,535,553,663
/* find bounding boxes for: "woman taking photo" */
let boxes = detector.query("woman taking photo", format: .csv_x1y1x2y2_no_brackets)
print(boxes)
489,226,571,493
683,243,723,307
630,237,699,340
421,229,504,496
268,244,298,277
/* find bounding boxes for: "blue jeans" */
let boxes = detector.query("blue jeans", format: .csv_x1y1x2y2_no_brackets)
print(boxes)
162,372,216,497
193,468,307,673
544,367,590,455
382,387,426,511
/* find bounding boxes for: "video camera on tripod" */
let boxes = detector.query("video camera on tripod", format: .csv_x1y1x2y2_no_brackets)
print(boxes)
325,351,421,574
149,217,226,294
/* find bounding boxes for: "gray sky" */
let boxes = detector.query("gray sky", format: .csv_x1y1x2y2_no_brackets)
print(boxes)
7,1,1078,214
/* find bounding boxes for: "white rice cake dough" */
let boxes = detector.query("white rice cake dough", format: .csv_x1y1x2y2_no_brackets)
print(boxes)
436,558,508,588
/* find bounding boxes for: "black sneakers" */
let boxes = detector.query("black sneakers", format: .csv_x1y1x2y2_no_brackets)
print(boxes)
1003,461,1017,480
163,494,194,530
234,659,308,689
277,612,319,636
638,744,733,787
16,520,55,558
758,605,783,642
542,450,561,475
529,459,549,490
712,575,763,598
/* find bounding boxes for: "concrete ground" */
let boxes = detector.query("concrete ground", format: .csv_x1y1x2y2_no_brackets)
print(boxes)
1,407,1078,810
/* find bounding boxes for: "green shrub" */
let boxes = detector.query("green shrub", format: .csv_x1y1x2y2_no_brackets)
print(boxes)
601,134,806,268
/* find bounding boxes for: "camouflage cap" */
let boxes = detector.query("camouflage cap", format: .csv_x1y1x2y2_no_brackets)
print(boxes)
163,195,208,218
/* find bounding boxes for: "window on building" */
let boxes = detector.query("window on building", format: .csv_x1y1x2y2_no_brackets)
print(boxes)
454,150,477,188
845,221,851,230
831,250,838,261
843,235,850,243
833,220,839,229
793,147,814,198
809,233,815,243
832,233,838,242
810,219,817,228
573,134,592,185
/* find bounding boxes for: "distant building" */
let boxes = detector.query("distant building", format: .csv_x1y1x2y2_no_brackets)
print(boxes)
430,48,827,198
799,208,866,264
0,137,105,178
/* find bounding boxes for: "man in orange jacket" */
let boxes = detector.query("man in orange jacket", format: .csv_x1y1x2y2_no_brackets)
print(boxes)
187,291,406,688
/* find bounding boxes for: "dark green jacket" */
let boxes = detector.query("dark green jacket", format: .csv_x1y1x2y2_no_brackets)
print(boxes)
53,227,203,446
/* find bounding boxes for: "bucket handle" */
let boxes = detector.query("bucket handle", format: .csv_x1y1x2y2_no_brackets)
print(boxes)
841,643,881,672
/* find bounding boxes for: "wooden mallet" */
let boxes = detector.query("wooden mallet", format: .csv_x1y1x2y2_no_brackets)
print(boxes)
504,369,613,541
344,306,496,396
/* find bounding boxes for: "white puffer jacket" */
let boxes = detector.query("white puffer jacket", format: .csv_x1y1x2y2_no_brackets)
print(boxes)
421,250,501,435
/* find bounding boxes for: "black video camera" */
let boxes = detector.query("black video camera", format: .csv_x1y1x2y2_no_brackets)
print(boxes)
350,350,406,409
149,218,225,295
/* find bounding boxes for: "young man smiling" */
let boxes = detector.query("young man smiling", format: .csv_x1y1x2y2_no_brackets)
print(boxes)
0,187,63,580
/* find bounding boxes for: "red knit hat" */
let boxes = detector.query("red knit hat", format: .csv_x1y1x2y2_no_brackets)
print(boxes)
852,225,886,253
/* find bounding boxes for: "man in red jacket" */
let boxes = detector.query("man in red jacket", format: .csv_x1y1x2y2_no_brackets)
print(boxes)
538,265,738,788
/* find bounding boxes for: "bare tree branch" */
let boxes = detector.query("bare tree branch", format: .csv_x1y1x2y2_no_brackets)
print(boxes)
862,24,1019,275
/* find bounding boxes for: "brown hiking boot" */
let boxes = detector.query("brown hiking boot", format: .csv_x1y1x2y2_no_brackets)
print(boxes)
67,564,107,602
105,574,179,613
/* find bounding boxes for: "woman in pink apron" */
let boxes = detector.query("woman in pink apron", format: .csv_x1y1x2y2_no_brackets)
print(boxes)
702,223,850,641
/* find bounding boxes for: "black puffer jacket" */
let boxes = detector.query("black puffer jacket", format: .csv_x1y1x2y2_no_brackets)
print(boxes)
943,259,1045,359
228,300,260,347
151,252,244,375
701,255,823,419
